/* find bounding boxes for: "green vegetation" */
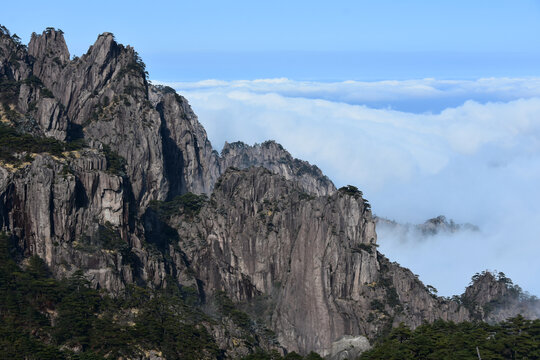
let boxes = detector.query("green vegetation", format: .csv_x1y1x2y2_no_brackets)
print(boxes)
0,233,219,359
154,84,176,94
102,145,126,175
116,52,148,79
376,261,401,310
0,233,106,359
298,191,315,201
76,222,126,252
214,291,252,329
352,243,374,254
22,75,43,87
0,232,323,359
95,222,124,250
0,79,21,104
360,317,540,360
2,73,56,105
149,192,208,219
40,87,54,98
0,121,85,164
295,162,320,178
338,185,363,199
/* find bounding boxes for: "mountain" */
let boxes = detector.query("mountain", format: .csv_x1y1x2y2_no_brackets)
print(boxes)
375,215,479,241
0,26,538,359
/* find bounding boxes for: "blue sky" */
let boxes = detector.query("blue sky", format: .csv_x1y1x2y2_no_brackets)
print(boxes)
3,0,540,80
2,1,540,296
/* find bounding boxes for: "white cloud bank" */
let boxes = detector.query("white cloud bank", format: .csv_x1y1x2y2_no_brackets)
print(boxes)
162,78,540,297
166,77,540,112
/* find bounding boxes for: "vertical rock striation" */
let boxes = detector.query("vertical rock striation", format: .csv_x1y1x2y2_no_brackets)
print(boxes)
0,26,537,357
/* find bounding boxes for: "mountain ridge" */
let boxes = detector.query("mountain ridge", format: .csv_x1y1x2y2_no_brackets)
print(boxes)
1,25,538,358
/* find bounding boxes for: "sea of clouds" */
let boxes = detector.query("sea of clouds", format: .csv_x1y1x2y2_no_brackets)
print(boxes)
161,77,540,297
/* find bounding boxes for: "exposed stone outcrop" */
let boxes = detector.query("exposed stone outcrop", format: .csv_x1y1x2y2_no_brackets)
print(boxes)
375,214,479,243
0,150,133,291
462,271,540,323
0,26,537,358
220,140,335,196
328,336,371,360
163,168,471,355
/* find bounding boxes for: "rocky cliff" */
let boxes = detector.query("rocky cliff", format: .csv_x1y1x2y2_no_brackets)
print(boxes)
462,271,540,323
0,26,537,358
220,140,335,196
158,169,471,355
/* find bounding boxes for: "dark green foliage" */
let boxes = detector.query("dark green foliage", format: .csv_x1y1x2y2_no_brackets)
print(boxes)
154,84,177,94
363,199,371,211
96,222,125,250
214,291,252,329
242,350,283,360
102,144,126,175
76,222,132,256
370,299,386,313
101,95,110,107
0,79,21,103
338,185,363,198
117,52,148,79
133,286,221,359
298,192,315,201
376,259,402,311
123,83,143,96
54,271,102,350
0,24,11,36
426,285,438,296
22,75,43,87
27,100,37,112
284,352,304,360
352,243,373,254
304,352,324,360
0,233,104,359
2,102,20,121
40,88,54,98
375,274,401,309
295,162,320,177
0,233,224,359
0,121,85,164
0,225,328,359
149,192,208,219
464,271,538,318
1,229,300,358
360,317,540,360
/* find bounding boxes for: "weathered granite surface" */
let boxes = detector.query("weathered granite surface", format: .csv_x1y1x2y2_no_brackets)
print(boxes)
0,26,537,357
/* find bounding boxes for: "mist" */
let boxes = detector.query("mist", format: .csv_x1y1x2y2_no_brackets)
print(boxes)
164,77,540,297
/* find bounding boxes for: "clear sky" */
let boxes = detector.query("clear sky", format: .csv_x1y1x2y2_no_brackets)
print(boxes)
2,0,540,80
2,1,540,296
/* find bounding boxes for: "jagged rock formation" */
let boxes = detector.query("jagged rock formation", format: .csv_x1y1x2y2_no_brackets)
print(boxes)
0,26,537,358
220,140,335,196
0,26,330,288
375,215,479,243
462,271,540,323
157,169,472,355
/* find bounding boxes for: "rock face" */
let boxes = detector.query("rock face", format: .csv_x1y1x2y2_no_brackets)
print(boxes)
0,150,131,291
220,140,335,196
462,271,540,323
164,169,473,355
0,26,537,357
174,168,377,354
328,336,371,360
